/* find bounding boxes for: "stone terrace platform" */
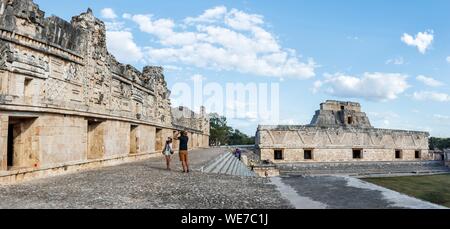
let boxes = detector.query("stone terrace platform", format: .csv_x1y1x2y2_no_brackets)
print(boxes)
0,148,445,209
278,161,450,177
0,148,290,209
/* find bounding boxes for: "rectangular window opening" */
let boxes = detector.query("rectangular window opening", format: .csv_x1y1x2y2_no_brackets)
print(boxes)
274,150,283,160
415,150,421,159
353,149,362,159
304,150,313,160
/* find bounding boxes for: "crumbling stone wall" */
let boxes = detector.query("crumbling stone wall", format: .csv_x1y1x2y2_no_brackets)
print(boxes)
310,100,372,128
257,101,431,163
0,0,209,176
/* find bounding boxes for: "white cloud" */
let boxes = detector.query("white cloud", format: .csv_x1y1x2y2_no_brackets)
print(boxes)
401,31,434,54
416,75,444,87
224,9,264,31
386,57,405,65
413,91,450,102
184,6,227,24
105,21,125,31
124,6,316,79
106,31,143,63
446,56,450,63
101,8,117,19
314,72,410,101
434,114,450,120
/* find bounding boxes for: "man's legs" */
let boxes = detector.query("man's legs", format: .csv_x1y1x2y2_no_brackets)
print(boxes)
185,153,190,173
181,160,187,172
180,151,188,173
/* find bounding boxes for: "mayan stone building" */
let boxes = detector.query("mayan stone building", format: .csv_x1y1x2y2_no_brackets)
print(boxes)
0,0,209,182
256,100,431,163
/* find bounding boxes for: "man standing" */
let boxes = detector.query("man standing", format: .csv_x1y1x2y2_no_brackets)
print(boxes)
176,131,190,173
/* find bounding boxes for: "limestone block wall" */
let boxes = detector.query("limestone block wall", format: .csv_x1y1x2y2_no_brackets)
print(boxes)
138,125,156,154
0,0,210,180
37,114,87,167
257,126,430,163
261,148,431,163
103,120,130,159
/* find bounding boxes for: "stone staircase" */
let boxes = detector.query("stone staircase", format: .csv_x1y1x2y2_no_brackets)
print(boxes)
201,152,257,177
278,161,450,177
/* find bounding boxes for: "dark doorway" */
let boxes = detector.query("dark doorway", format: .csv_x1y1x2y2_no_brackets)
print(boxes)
7,124,13,167
274,150,283,160
348,117,353,125
6,117,38,170
395,150,402,159
304,150,313,160
353,149,362,159
415,150,421,159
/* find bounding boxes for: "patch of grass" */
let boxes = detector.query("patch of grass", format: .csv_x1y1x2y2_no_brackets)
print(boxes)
363,174,450,208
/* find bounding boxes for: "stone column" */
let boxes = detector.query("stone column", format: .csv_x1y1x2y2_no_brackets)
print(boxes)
0,115,8,170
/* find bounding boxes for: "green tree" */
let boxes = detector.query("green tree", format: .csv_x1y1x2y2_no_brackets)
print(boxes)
429,137,450,150
209,114,232,146
228,129,255,145
209,114,255,146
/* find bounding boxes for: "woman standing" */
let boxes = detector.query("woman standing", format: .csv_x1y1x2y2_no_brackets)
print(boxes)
163,137,174,170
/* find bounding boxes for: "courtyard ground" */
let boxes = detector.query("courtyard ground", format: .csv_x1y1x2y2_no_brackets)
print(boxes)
0,148,291,209
364,174,450,208
0,148,446,209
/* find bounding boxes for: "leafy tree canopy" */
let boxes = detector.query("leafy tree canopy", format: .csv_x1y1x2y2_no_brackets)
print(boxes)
209,113,255,146
429,137,450,150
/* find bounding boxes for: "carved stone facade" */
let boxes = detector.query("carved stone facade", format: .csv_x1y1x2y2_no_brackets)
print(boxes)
256,100,432,163
0,0,209,183
172,106,210,149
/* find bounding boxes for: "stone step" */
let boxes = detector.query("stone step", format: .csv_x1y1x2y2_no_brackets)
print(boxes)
232,158,241,176
201,152,257,177
226,157,239,175
219,153,236,174
203,153,229,173
211,153,234,174
278,161,450,176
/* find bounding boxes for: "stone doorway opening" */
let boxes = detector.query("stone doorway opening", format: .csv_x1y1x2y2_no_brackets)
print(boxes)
395,150,403,159
353,149,363,159
130,125,138,155
7,117,38,170
155,128,163,151
348,116,353,125
274,150,284,160
87,120,105,160
415,150,421,159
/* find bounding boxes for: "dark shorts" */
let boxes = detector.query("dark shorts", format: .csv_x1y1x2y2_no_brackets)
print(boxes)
179,150,189,162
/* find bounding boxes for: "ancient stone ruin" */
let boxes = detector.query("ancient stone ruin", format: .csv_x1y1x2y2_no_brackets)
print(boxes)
0,0,209,183
256,100,431,164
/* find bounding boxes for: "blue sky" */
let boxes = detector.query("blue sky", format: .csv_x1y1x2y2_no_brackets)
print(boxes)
34,0,450,137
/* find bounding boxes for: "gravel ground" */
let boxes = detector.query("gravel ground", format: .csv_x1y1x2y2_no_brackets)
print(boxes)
0,148,292,209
